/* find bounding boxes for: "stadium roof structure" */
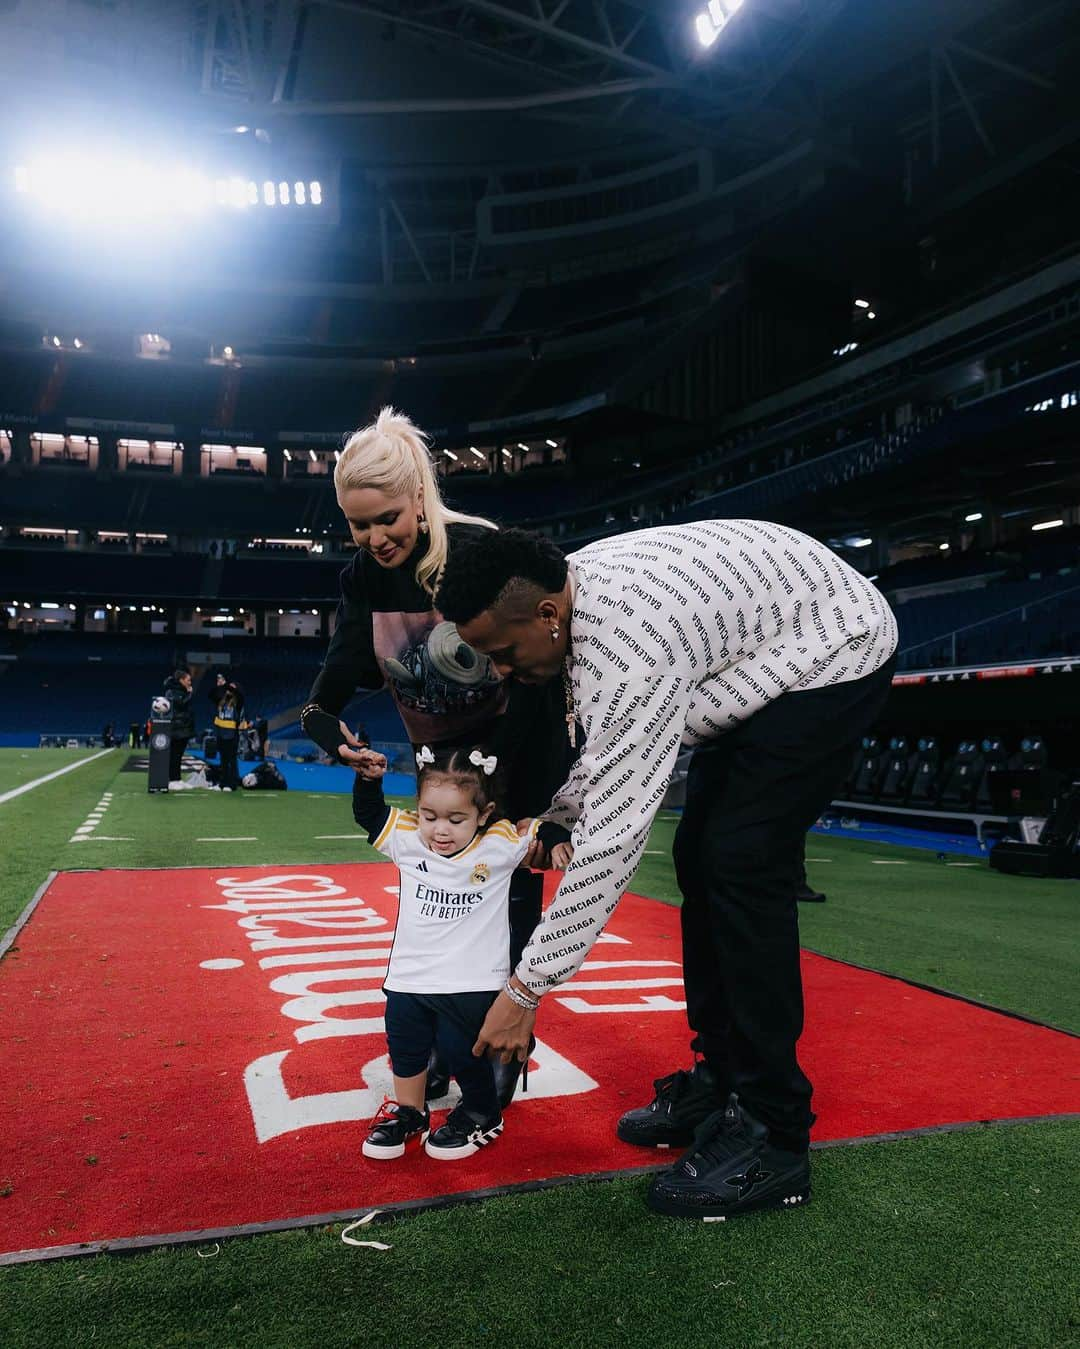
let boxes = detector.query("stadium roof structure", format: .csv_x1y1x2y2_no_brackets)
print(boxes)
1,0,1077,365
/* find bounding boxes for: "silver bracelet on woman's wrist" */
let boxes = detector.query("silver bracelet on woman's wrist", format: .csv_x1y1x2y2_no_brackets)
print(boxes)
503,980,540,1012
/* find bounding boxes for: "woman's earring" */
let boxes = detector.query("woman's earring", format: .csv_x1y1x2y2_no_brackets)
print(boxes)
418,516,430,535
550,624,559,643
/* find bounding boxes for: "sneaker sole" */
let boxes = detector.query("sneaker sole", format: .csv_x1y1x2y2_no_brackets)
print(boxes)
362,1130,429,1160
645,1185,811,1221
424,1119,503,1161
616,1123,698,1149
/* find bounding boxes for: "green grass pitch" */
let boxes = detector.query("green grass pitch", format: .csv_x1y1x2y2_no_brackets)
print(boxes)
2,748,1078,1348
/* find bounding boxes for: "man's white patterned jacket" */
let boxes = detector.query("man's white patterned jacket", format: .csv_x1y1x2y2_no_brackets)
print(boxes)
517,519,898,995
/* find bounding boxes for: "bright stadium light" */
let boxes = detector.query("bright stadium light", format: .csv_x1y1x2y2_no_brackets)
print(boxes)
695,0,742,47
1031,519,1064,531
852,537,873,548
965,511,983,523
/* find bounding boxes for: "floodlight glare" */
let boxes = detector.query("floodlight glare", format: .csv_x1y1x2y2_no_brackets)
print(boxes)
695,13,720,46
965,512,983,523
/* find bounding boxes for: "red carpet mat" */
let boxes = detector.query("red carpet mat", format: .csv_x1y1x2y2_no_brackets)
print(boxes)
2,864,1078,1262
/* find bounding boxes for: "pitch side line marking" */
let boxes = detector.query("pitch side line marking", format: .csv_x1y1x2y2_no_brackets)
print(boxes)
0,749,115,806
196,837,258,842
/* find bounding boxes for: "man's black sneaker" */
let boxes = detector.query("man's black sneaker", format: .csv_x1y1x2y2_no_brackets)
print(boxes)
425,1105,503,1161
361,1100,430,1160
616,1061,725,1149
646,1094,810,1220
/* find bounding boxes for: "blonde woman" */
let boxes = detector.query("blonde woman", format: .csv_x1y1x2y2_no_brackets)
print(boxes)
301,407,575,1104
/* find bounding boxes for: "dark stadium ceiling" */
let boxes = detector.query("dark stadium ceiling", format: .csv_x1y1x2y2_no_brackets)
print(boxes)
0,0,1077,355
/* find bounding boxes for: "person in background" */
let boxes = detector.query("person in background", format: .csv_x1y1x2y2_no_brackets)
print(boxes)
209,672,245,792
129,721,140,749
163,668,195,785
101,722,115,749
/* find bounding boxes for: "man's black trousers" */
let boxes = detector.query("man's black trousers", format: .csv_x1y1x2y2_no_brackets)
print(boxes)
674,657,895,1153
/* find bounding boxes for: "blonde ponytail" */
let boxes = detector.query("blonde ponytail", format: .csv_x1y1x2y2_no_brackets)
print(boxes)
334,407,496,595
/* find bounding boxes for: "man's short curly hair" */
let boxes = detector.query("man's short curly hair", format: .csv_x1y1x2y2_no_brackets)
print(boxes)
435,528,568,624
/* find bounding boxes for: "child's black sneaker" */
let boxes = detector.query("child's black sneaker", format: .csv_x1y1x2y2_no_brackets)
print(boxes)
362,1100,430,1160
645,1094,810,1220
424,1105,503,1160
616,1060,725,1148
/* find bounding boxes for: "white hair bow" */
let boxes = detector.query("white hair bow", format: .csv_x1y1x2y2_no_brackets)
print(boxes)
415,745,436,769
468,750,498,776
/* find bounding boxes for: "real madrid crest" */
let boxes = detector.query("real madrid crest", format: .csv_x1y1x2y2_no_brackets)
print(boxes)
470,862,491,886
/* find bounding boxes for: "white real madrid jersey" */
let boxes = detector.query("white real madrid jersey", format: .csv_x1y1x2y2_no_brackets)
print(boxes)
372,810,539,993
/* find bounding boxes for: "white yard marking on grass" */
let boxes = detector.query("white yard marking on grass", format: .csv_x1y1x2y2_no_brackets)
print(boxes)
197,836,258,842
68,792,117,844
871,859,909,865
946,861,981,867
69,835,134,842
805,857,833,862
0,748,115,806
316,834,365,839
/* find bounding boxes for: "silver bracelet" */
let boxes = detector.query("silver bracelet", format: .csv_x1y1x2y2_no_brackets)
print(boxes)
503,980,540,1011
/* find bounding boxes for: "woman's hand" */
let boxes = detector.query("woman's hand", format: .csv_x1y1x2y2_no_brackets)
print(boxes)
336,722,372,771
550,842,574,869
353,748,388,780
472,987,537,1065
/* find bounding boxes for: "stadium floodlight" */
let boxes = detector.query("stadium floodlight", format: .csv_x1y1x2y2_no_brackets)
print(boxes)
444,450,459,461
939,542,950,550
469,446,485,460
501,448,512,459
965,512,983,523
1031,519,1064,531
546,439,558,447
851,537,873,548
866,311,876,320
854,298,870,309
695,0,742,47
517,442,529,451
283,448,292,461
